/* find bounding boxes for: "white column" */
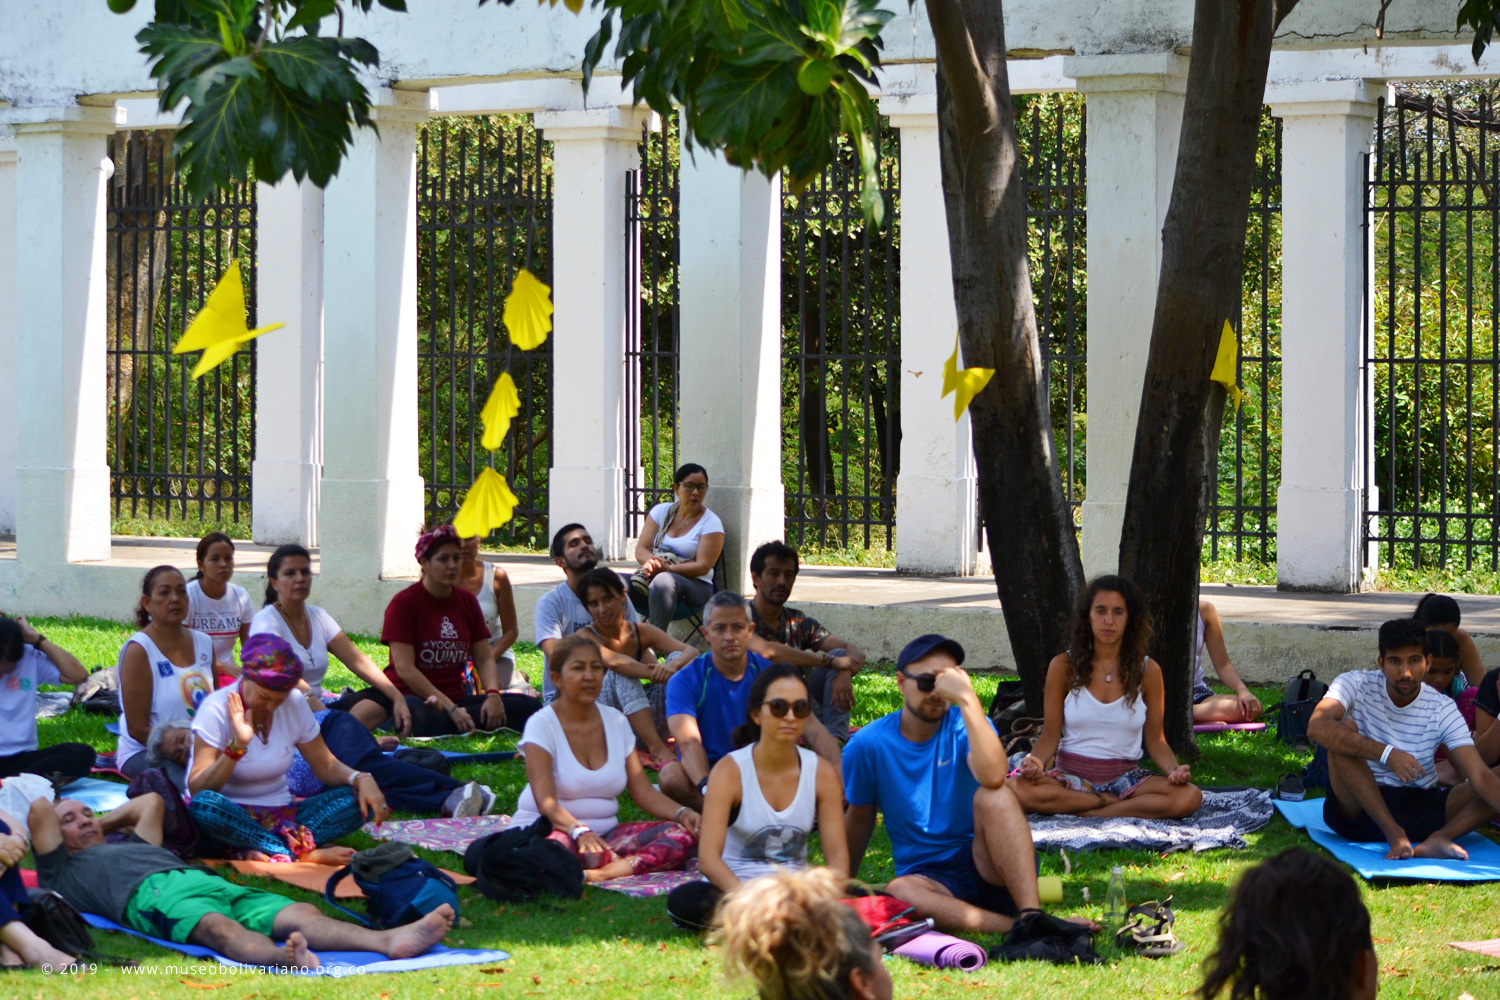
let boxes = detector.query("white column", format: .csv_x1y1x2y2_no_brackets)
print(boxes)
5,106,116,564
1065,54,1187,578
535,105,650,560
252,177,323,546
0,130,17,534
1269,81,1378,592
881,90,980,576
678,130,783,593
320,89,428,583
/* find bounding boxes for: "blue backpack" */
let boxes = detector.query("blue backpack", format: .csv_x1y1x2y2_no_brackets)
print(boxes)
325,842,460,930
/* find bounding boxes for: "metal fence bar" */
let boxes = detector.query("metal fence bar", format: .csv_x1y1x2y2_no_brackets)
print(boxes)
105,131,257,529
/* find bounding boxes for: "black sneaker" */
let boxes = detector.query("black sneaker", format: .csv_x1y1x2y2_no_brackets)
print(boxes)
1275,773,1305,801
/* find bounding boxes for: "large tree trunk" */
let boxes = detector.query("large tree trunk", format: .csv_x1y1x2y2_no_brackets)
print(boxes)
926,0,1084,712
106,132,172,420
1117,0,1299,756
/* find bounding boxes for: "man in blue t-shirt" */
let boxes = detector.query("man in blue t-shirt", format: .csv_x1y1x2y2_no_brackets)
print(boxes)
660,591,842,809
845,634,1089,936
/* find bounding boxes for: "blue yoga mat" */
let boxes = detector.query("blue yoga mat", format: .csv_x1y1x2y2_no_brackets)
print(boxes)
383,750,516,763
81,913,510,976
1274,798,1500,882
105,722,120,735
58,777,130,814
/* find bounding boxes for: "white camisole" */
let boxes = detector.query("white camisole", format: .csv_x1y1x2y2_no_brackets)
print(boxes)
721,744,819,882
114,629,216,770
1058,685,1146,761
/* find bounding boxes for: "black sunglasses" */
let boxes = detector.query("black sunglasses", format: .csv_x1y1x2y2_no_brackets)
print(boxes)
763,698,812,719
900,669,938,693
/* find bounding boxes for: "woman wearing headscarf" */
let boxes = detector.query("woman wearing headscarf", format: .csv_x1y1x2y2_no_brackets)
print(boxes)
186,633,389,864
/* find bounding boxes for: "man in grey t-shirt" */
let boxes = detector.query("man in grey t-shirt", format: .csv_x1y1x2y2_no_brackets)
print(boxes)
29,796,454,970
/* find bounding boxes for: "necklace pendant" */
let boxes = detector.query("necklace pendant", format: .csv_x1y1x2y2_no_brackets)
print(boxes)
1105,673,1113,683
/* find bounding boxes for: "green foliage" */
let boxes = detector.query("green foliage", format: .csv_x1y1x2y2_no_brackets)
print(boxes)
1457,0,1500,60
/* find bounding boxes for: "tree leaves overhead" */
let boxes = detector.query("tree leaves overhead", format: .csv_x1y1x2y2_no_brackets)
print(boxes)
1457,0,1500,60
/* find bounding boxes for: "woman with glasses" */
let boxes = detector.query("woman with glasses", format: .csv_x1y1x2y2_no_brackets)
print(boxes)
666,663,848,932
633,463,724,630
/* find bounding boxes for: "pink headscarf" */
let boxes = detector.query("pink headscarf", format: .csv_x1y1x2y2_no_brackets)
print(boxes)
415,524,460,563
239,633,304,692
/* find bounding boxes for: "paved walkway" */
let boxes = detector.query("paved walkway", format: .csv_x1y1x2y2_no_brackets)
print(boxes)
10,536,1500,634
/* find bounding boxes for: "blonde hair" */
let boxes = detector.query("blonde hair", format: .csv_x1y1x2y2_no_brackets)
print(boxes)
711,868,875,1000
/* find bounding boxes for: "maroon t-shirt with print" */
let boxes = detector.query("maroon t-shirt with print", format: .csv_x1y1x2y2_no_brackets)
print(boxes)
381,582,488,701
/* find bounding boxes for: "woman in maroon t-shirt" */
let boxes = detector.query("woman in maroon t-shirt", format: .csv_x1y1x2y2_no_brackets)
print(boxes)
332,526,541,737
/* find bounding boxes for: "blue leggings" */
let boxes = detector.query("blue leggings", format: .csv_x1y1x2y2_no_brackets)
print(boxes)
0,820,25,927
188,788,363,860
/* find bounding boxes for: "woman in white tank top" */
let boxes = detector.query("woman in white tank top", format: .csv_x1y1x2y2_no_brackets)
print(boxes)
457,534,524,691
117,565,216,788
1010,576,1203,820
666,664,848,932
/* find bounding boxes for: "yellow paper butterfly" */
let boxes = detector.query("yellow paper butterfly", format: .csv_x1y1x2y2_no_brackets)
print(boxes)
171,260,284,379
1210,320,1246,411
941,335,995,420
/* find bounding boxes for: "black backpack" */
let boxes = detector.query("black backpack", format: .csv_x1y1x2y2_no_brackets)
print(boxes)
325,842,461,930
24,889,138,967
989,909,1103,966
463,817,584,904
1276,670,1329,749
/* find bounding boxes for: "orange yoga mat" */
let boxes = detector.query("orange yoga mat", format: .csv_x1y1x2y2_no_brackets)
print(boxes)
216,860,474,899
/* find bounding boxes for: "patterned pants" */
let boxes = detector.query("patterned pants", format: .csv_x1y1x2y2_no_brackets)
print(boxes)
548,820,696,875
188,788,363,862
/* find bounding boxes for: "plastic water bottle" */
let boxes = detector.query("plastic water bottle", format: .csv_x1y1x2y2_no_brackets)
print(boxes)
1105,866,1127,931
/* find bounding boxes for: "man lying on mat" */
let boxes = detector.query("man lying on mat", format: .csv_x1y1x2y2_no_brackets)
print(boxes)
1309,618,1500,861
28,795,453,970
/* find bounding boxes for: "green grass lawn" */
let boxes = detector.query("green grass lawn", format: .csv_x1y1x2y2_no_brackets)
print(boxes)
8,616,1498,998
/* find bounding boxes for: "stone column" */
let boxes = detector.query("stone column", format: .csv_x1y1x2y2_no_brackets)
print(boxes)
5,105,117,564
319,89,428,583
0,131,17,535
678,128,783,593
535,106,650,560
1269,81,1378,592
1065,54,1187,578
252,177,324,546
881,90,981,576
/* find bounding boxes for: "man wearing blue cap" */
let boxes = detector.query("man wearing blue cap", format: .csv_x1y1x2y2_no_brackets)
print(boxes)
844,634,1077,935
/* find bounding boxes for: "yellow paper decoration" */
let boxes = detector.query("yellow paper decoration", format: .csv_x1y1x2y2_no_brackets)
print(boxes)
171,260,285,378
941,335,995,420
503,269,553,350
452,467,520,539
1210,319,1246,411
479,372,521,452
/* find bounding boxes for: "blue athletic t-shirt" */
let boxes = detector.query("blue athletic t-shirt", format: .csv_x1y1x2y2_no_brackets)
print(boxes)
665,651,771,764
843,706,995,876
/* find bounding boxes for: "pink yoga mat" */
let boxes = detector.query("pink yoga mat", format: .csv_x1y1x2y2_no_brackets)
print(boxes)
892,931,987,970
1193,722,1267,733
1450,939,1500,957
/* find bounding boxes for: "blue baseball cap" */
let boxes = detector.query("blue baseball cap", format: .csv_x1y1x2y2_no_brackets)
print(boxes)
897,634,965,671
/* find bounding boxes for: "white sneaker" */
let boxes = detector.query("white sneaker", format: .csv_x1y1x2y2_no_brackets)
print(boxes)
476,784,497,816
449,781,486,819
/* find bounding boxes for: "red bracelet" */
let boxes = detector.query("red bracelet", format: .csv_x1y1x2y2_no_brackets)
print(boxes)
484,689,502,696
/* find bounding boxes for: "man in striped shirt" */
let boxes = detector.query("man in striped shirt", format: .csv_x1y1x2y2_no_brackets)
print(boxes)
1310,618,1500,861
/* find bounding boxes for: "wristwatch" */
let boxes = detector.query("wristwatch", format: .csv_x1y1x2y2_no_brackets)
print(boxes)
697,776,709,796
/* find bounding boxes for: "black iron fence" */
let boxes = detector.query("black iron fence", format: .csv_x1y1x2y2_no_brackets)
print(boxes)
624,117,681,536
780,120,902,552
105,131,257,529
416,115,554,548
1366,92,1500,571
1206,113,1283,562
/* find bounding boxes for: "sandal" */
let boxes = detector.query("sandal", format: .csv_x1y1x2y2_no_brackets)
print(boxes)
1275,773,1306,801
1114,896,1184,958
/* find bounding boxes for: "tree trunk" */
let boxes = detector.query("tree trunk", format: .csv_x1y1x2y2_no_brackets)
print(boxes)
1117,0,1299,757
925,0,1084,712
105,131,172,422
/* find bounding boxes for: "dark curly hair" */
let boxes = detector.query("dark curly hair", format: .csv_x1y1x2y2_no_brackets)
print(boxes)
1200,848,1372,1000
1066,575,1152,706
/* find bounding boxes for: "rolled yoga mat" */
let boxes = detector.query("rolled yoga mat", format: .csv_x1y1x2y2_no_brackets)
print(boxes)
1193,722,1266,734
892,931,988,970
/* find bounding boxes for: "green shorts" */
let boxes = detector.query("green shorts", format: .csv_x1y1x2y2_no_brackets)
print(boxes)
124,868,295,944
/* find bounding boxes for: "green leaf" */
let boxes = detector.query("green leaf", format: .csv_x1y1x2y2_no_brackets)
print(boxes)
175,54,262,200
284,0,336,33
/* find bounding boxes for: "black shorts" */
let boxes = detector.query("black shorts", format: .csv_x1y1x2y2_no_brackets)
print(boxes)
906,849,1018,918
1323,784,1452,843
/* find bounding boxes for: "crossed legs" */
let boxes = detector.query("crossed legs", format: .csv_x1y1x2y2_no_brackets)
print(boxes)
188,902,455,970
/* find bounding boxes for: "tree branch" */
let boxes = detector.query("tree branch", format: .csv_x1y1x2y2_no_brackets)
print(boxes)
922,0,993,136
1274,0,1302,29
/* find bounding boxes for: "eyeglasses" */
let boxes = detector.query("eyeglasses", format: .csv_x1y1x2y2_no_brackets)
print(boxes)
677,481,708,494
763,698,812,719
900,669,938,693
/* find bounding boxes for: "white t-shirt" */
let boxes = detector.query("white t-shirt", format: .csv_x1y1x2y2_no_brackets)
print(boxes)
248,604,343,700
647,503,724,583
533,578,639,702
186,580,254,666
0,646,62,756
189,682,322,806
1326,669,1474,788
512,703,635,835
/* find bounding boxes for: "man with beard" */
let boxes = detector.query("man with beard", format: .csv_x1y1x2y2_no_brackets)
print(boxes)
747,541,866,742
844,635,1084,936
1309,617,1500,861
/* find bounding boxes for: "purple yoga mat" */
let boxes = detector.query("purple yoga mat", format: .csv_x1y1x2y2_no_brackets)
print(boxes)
892,931,988,970
1193,721,1266,733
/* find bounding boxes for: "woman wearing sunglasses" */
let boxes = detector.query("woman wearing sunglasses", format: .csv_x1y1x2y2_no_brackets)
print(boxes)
667,663,848,932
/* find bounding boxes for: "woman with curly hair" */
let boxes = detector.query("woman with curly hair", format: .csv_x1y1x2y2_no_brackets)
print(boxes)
713,867,892,1000
1010,575,1202,819
1200,848,1377,1000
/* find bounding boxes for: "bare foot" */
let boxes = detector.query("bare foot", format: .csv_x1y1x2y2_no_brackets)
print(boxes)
302,846,356,866
20,941,78,970
1384,837,1415,860
377,736,401,751
242,850,272,862
1413,834,1469,860
278,931,321,970
384,904,455,959
0,943,23,968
